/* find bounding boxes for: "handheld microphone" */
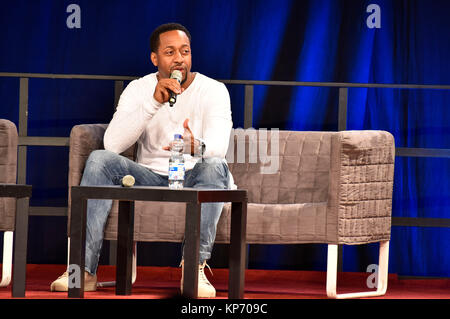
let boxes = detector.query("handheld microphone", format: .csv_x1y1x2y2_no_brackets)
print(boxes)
169,70,182,107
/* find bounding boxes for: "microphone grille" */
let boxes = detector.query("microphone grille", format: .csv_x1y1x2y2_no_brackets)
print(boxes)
121,175,135,187
170,70,183,83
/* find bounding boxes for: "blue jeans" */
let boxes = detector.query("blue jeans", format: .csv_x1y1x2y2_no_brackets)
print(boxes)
80,150,230,275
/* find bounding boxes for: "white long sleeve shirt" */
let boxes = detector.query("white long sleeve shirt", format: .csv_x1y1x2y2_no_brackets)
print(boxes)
104,72,233,176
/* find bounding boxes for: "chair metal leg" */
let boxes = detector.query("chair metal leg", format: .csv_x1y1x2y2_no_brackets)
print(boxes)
0,231,13,287
66,237,70,268
326,241,389,299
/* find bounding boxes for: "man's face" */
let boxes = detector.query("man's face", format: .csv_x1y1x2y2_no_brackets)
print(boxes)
151,30,192,83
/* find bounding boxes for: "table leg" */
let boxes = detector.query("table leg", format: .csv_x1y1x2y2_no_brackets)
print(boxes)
116,200,134,295
12,197,29,297
183,202,201,298
229,201,247,299
68,193,87,298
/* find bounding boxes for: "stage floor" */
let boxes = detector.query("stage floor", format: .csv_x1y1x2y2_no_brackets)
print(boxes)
1,264,449,299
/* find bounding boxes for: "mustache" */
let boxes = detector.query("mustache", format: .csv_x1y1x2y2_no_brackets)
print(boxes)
170,66,187,83
170,64,186,72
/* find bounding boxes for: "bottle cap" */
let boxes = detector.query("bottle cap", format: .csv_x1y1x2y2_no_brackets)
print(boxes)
174,134,182,139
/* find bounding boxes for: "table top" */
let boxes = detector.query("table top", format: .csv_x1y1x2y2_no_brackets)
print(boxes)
0,184,32,198
71,185,247,203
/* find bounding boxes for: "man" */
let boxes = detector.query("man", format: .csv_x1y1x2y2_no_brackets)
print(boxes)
50,23,233,298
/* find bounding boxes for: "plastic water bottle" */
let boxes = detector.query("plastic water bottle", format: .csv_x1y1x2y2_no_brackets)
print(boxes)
168,134,185,189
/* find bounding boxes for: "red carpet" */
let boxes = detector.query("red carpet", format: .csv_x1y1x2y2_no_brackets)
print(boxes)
1,264,449,299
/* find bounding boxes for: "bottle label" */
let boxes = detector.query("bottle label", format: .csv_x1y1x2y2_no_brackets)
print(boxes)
169,162,185,181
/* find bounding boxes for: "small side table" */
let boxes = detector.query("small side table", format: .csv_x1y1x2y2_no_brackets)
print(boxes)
68,185,247,299
0,183,32,297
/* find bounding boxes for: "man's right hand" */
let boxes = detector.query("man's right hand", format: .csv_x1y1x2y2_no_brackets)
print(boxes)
153,78,184,104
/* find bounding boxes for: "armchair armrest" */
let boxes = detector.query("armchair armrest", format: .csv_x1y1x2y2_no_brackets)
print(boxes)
68,124,137,187
68,124,108,189
67,124,108,236
327,130,395,244
0,119,18,184
67,124,137,236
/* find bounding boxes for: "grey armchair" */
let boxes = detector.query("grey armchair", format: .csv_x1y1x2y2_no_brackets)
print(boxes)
0,119,19,288
67,124,395,298
0,119,32,297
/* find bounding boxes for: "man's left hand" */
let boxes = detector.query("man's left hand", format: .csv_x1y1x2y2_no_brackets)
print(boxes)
182,119,200,155
162,118,200,156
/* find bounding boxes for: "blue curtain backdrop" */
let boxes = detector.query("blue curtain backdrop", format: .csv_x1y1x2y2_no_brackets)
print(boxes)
0,0,449,277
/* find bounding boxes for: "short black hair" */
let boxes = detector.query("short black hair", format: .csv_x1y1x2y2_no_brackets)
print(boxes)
150,23,192,53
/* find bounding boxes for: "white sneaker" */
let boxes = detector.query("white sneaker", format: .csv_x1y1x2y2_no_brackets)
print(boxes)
50,270,97,292
180,260,216,298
